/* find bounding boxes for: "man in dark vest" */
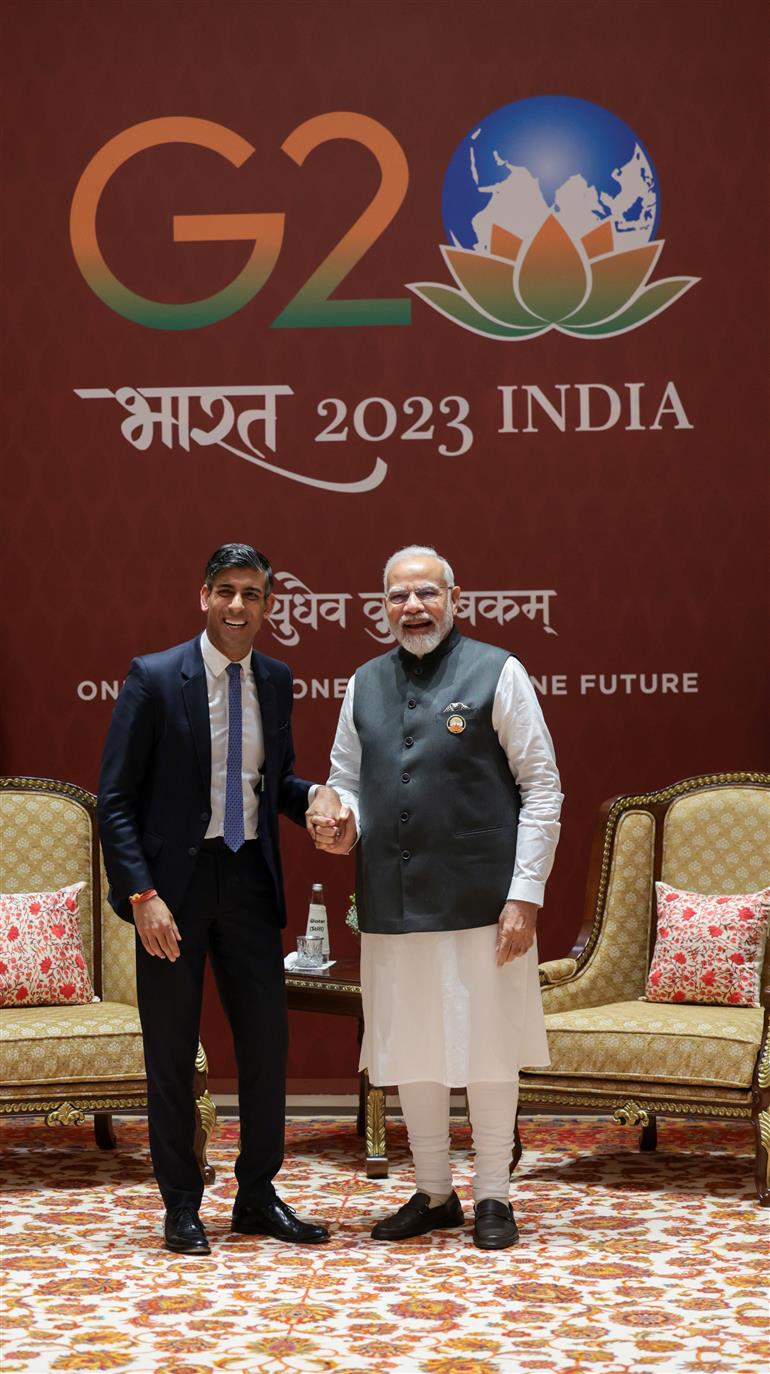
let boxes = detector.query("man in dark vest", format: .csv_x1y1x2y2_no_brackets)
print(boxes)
98,543,340,1255
309,545,562,1250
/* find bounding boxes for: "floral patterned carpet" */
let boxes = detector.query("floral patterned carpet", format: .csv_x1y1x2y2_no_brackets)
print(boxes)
1,1115,767,1374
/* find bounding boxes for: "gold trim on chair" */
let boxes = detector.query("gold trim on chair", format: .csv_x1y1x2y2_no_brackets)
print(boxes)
0,775,98,808
519,1087,753,1119
613,1100,650,1128
46,1103,87,1127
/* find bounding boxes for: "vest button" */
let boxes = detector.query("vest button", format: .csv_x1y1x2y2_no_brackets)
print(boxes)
200,812,209,822
188,846,198,857
400,811,409,823
405,736,414,748
401,850,411,861
413,665,423,675
401,772,410,783
408,699,417,708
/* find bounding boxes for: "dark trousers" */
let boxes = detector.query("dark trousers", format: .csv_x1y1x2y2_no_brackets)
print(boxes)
135,841,287,1212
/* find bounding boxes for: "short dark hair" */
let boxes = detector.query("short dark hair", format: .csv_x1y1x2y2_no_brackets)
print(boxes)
204,543,273,594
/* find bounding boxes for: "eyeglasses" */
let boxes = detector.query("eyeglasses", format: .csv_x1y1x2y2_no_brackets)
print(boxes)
385,584,450,606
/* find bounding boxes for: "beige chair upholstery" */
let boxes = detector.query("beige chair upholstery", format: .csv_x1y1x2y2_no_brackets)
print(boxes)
0,776,215,1174
520,773,770,1205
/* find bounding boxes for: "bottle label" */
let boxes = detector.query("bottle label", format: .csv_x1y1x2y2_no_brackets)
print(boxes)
306,903,329,960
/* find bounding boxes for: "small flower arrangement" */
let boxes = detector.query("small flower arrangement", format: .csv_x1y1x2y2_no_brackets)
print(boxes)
345,893,359,935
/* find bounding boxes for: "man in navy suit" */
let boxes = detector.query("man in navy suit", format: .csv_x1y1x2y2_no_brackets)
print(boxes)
98,543,340,1254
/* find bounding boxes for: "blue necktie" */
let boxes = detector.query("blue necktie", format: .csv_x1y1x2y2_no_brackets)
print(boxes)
223,663,245,852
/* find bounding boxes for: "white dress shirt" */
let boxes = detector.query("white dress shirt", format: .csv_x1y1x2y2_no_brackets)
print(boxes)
200,631,264,840
327,654,563,906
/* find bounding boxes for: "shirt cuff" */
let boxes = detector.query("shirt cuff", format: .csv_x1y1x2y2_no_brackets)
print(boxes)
307,784,318,802
506,878,545,906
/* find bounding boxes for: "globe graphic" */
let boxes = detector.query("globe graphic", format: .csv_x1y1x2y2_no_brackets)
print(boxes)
442,96,660,255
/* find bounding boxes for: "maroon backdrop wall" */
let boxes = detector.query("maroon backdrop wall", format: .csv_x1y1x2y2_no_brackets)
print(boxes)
3,0,768,1086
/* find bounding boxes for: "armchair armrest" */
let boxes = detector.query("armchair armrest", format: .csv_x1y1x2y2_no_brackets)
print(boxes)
539,957,578,987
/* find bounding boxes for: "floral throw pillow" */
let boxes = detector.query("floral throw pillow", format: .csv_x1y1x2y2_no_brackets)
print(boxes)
645,883,770,1007
0,883,96,1008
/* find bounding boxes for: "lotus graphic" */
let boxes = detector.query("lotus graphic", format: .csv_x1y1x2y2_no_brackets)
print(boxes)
409,95,698,340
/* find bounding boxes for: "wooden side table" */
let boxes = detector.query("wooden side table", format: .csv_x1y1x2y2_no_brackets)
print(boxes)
285,955,389,1177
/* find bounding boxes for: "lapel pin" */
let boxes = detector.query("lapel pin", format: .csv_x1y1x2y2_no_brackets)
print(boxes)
447,714,466,734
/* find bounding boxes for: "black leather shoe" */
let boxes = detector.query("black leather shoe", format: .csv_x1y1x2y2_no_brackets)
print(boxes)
371,1190,465,1241
163,1206,210,1255
231,1195,329,1244
473,1199,519,1249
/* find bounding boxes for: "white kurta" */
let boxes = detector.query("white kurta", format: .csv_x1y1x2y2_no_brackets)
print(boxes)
360,927,550,1085
328,652,562,1087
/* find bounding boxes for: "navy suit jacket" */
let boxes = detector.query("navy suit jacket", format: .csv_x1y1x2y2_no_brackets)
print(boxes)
97,636,310,925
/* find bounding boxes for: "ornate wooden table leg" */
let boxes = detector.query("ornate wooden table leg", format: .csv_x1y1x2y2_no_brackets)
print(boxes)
356,1018,366,1137
193,1041,217,1186
365,1071,388,1178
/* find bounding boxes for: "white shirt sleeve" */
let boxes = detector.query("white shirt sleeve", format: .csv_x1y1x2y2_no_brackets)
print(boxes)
326,675,362,834
492,657,563,907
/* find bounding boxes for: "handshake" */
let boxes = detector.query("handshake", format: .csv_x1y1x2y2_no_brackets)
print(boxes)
305,785,357,855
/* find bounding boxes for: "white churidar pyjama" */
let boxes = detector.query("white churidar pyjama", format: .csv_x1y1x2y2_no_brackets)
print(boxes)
397,1079,520,1205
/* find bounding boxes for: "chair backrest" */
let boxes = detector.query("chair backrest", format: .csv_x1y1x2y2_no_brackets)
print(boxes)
543,774,770,1012
661,783,770,987
0,777,137,1005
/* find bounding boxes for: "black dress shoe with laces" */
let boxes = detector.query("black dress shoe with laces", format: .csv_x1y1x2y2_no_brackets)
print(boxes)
231,1195,329,1244
371,1190,465,1241
473,1199,519,1249
163,1206,211,1255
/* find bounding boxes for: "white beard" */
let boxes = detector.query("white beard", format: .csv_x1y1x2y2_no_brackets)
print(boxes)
393,603,454,657
398,627,443,656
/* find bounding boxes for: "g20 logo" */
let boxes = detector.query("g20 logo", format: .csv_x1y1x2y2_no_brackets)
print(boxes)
70,97,696,337
69,113,411,331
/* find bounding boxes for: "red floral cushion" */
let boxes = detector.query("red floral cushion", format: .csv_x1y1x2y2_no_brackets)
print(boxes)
645,883,770,1007
0,883,96,1008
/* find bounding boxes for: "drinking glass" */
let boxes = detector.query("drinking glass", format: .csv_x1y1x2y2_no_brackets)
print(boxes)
295,935,324,968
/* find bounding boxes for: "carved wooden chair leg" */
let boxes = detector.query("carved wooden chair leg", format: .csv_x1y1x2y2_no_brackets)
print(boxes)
93,1113,117,1150
753,1014,770,1205
753,1107,770,1206
639,1115,658,1152
510,1109,523,1175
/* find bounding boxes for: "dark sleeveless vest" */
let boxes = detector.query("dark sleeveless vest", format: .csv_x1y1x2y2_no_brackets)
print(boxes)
352,628,521,934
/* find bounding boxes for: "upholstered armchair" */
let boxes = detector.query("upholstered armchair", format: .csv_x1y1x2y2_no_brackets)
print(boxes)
0,776,216,1177
520,773,770,1204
